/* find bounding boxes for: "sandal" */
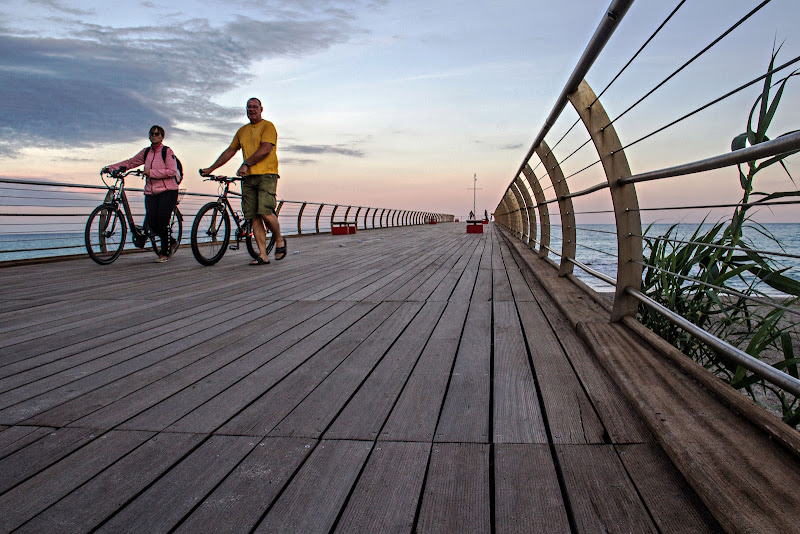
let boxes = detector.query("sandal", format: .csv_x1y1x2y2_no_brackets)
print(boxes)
275,238,287,261
249,257,270,266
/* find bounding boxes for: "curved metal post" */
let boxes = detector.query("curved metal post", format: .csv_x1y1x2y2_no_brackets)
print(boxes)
536,140,575,276
354,206,362,227
523,164,549,257
569,78,642,321
514,175,536,247
363,207,370,230
343,206,352,223
297,202,307,236
330,205,339,230
509,181,528,241
379,208,386,228
372,209,378,229
315,204,324,234
501,193,516,233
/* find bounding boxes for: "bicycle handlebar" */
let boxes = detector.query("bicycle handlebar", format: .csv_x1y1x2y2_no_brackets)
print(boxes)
100,168,145,179
198,169,241,183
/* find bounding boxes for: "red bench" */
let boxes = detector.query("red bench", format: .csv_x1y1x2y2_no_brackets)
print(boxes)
332,221,357,235
466,220,483,234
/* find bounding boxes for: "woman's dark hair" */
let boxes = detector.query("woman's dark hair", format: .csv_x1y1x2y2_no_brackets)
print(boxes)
149,125,165,137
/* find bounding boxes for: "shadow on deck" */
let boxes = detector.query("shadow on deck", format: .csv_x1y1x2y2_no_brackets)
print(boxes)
0,223,798,533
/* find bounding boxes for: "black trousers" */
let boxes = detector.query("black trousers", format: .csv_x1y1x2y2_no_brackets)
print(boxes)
144,190,179,256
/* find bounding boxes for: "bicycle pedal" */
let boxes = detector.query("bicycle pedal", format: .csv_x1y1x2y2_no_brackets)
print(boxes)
229,245,239,250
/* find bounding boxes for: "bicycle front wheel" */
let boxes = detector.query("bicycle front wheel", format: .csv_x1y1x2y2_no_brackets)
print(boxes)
245,218,276,259
191,203,230,266
85,204,127,265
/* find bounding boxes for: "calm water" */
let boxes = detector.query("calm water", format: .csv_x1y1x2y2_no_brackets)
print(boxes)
2,224,798,296
562,223,800,294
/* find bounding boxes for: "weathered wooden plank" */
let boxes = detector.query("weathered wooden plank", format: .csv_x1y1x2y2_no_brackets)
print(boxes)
471,247,493,303
380,298,470,441
324,301,447,440
494,444,571,533
16,432,204,534
515,300,606,444
0,297,295,407
556,443,658,533
580,321,800,534
253,439,373,533
175,437,314,533
0,430,154,533
500,250,536,302
493,300,547,444
407,239,474,301
0,298,234,391
117,301,358,432
338,236,453,302
0,426,97,494
448,238,484,303
166,301,378,433
550,312,652,444
0,425,54,459
269,302,424,438
96,435,256,533
13,300,319,427
616,443,724,533
427,239,480,301
435,300,491,443
218,301,403,437
492,233,515,302
417,442,491,534
334,440,430,533
505,237,652,444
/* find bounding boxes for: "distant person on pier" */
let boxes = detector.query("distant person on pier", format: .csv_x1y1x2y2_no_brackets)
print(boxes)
484,209,488,221
103,125,181,263
200,97,286,266
469,210,474,220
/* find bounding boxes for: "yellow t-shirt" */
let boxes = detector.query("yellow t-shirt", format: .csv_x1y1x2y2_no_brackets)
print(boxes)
230,120,278,175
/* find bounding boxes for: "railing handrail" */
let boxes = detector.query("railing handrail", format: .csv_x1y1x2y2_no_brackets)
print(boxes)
0,178,454,260
512,0,635,185
494,1,800,416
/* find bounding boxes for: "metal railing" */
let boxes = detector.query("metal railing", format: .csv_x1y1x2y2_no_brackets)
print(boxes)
494,1,800,401
0,177,453,263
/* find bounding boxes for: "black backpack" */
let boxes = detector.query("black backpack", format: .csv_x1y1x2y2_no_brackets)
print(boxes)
143,145,183,184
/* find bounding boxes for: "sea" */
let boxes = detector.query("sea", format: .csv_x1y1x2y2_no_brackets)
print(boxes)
2,223,798,295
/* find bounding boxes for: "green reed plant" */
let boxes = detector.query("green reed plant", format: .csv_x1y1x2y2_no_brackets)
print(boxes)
639,44,800,427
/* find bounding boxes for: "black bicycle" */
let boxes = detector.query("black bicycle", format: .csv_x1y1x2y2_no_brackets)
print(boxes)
85,168,183,265
190,173,275,266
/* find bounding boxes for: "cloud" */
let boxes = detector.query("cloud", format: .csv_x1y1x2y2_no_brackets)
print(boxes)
0,3,365,158
285,144,365,158
28,0,93,17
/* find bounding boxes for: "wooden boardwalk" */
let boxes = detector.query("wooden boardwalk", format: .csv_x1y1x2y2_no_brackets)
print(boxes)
1,222,798,533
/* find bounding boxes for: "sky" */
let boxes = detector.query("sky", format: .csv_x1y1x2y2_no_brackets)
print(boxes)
1,0,798,222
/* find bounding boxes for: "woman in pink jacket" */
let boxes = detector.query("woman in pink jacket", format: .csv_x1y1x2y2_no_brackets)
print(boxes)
104,125,181,262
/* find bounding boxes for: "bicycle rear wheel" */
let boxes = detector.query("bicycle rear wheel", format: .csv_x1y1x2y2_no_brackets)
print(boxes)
146,206,184,257
191,202,230,266
85,204,127,265
245,218,276,259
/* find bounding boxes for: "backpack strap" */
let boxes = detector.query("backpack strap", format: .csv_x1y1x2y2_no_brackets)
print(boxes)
142,145,169,164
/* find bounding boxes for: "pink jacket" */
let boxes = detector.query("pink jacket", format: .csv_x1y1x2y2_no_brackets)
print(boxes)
108,143,180,195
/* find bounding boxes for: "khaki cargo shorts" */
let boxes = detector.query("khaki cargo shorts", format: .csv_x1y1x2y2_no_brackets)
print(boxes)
241,173,278,219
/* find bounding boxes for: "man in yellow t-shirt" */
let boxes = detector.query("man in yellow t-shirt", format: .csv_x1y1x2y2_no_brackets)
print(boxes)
201,97,286,265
